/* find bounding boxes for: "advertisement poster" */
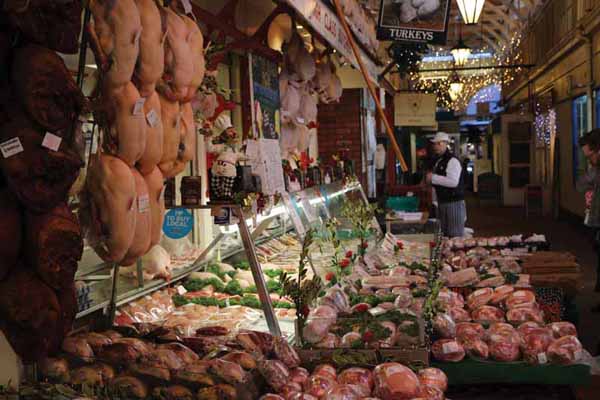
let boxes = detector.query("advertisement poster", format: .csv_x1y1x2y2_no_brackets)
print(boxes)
163,208,194,239
251,54,280,140
377,0,451,44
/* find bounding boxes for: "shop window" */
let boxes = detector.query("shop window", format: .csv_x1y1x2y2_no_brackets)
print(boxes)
572,95,589,182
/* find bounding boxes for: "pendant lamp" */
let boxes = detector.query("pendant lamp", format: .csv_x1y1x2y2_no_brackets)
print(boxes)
451,36,471,66
456,0,486,24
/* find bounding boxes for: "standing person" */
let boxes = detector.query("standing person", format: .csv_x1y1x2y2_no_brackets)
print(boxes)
426,132,466,237
576,129,600,302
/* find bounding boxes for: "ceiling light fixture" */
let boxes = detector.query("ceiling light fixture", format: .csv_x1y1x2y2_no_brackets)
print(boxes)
451,36,471,66
456,0,486,24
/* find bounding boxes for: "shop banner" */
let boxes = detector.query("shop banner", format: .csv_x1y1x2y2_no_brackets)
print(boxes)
163,208,194,239
376,0,451,44
250,53,280,140
283,0,380,84
394,93,437,126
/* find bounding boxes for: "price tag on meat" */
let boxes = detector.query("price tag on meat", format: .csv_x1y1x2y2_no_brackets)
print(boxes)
41,132,62,151
146,109,159,127
537,352,548,364
138,194,150,213
181,0,192,14
442,341,459,354
176,285,187,295
0,137,24,158
133,98,146,116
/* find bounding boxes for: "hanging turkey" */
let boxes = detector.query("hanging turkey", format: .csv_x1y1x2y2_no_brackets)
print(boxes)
133,0,166,97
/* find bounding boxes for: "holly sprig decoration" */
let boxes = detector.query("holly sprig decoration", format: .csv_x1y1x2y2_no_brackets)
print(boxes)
320,218,354,286
340,199,381,256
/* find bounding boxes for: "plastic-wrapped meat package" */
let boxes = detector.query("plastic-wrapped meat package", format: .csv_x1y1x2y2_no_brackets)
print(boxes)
373,363,420,400
338,368,374,394
505,290,536,309
463,339,489,360
490,285,515,305
507,307,544,324
445,268,479,287
418,385,444,400
456,322,485,343
547,335,584,365
471,306,505,323
467,288,494,310
389,266,411,277
260,395,285,400
448,307,471,323
418,368,448,392
393,288,413,309
288,394,318,400
517,322,543,338
319,287,351,313
521,328,554,365
302,305,337,344
315,333,340,349
279,382,303,398
323,385,362,400
548,322,577,338
304,374,337,398
431,339,465,362
289,367,310,386
259,359,290,392
313,364,337,381
433,313,456,339
340,332,362,348
437,289,465,310
273,336,301,368
489,336,521,362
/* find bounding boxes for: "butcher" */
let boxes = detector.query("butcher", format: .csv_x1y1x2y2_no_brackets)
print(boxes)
425,132,466,237
576,129,600,310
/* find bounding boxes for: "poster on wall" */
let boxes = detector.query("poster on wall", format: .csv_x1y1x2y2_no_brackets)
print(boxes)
250,53,280,140
394,93,437,126
377,0,452,44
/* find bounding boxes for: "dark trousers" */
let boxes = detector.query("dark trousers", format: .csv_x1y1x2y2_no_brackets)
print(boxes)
595,230,600,292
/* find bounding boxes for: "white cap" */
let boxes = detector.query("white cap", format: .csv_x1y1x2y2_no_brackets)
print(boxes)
431,132,450,143
213,114,233,133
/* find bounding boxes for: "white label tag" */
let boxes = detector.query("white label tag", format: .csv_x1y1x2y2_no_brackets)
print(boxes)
41,132,62,151
442,341,459,354
146,109,159,127
574,349,583,361
0,137,23,158
138,194,150,213
133,98,146,116
177,285,187,295
537,352,548,364
182,0,192,14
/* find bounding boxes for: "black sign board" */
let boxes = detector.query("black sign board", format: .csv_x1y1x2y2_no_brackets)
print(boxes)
377,0,452,44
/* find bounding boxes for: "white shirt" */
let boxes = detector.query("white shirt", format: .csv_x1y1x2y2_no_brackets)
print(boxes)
432,157,462,188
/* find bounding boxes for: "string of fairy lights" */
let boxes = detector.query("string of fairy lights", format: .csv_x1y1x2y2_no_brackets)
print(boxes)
406,32,524,112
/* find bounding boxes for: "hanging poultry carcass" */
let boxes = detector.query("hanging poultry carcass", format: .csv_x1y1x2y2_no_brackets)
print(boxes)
157,94,182,178
181,14,206,103
133,0,166,97
120,169,152,266
137,91,164,176
88,0,142,89
144,167,166,247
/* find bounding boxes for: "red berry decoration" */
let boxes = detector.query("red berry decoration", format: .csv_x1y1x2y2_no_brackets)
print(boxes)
345,250,353,258
396,241,404,249
339,258,351,268
429,241,436,248
354,303,369,313
362,331,374,342
325,272,335,281
361,242,369,249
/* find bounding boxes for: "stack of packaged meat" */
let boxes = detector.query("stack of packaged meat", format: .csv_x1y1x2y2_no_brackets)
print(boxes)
431,285,590,365
0,1,86,362
83,0,207,272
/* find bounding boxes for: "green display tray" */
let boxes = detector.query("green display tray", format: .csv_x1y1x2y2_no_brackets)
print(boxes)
432,359,592,386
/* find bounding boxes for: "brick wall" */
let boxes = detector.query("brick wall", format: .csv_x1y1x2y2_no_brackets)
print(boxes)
317,89,364,185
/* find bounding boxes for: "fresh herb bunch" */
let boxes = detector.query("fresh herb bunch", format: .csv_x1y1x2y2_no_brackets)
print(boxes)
280,229,323,343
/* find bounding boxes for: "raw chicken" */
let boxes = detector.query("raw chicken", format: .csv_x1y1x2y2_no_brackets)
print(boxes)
0,189,22,281
548,322,577,338
159,7,194,101
281,81,301,124
0,268,62,362
84,153,137,263
168,102,197,177
12,44,88,134
181,15,206,103
547,335,583,364
139,245,171,281
373,362,420,400
144,166,166,246
137,91,164,176
120,169,152,266
0,107,83,213
134,0,165,97
418,368,448,392
103,82,147,166
298,89,317,126
287,34,315,82
431,339,465,362
88,0,142,88
521,328,553,365
25,203,83,290
4,0,82,54
158,94,182,177
312,58,333,95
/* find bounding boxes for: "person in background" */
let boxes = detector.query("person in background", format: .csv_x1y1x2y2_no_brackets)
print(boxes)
426,132,466,237
576,129,600,309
